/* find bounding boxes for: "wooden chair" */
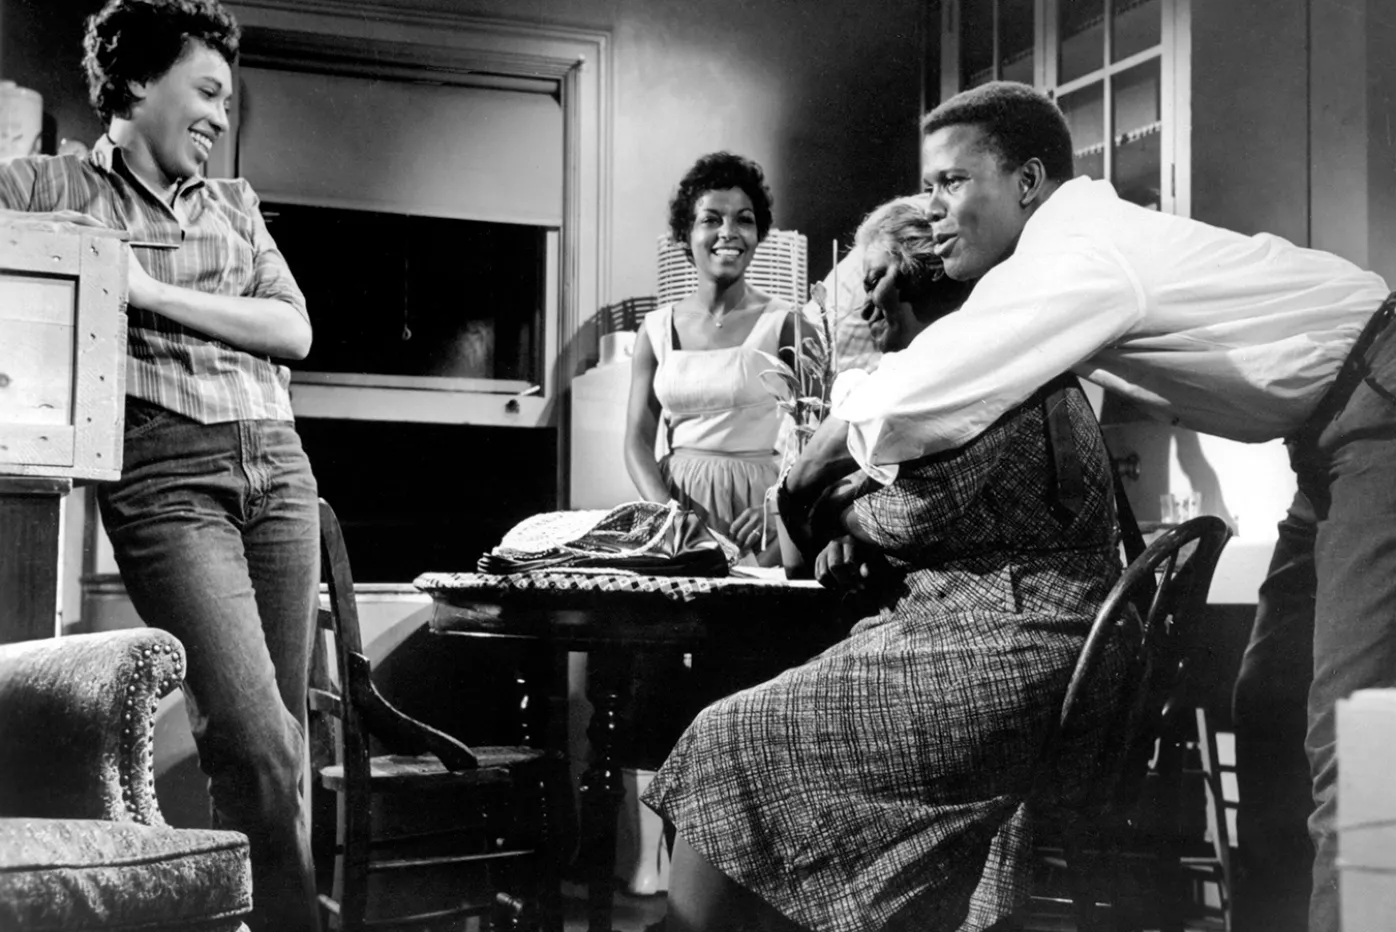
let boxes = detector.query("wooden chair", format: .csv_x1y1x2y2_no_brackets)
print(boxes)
310,498,564,931
1022,515,1233,932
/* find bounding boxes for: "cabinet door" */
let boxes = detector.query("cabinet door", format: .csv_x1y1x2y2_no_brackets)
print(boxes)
940,0,1043,102
1050,0,1182,213
940,0,1187,216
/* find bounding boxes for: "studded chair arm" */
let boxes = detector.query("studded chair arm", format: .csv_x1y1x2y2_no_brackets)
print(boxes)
0,629,186,826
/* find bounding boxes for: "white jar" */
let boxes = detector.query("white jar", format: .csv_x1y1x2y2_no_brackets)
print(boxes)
0,80,43,162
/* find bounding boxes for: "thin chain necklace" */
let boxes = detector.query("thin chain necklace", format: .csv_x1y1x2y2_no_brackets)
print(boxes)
685,292,760,331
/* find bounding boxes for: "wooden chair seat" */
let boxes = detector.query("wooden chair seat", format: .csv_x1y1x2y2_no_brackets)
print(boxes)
319,747,549,792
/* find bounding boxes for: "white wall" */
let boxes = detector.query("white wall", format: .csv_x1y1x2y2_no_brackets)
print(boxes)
346,0,926,301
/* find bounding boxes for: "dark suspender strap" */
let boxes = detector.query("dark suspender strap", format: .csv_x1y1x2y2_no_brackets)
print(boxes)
1043,375,1155,609
1112,462,1149,566
1043,377,1086,519
1296,291,1396,441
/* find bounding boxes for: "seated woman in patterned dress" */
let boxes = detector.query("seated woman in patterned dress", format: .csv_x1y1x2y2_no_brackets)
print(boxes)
641,195,1126,932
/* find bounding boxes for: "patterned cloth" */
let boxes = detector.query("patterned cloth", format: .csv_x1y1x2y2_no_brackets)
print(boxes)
642,379,1127,931
0,136,306,423
0,818,250,931
414,569,822,604
475,502,737,575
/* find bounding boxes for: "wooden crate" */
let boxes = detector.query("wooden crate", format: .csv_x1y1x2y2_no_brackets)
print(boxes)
0,217,127,481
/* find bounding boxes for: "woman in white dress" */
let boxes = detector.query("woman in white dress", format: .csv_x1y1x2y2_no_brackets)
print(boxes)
624,151,816,565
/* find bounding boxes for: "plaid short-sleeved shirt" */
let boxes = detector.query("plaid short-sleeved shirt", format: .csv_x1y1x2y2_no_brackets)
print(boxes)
0,135,307,423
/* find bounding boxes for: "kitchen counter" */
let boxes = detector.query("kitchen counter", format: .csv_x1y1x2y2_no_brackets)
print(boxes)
1207,537,1275,605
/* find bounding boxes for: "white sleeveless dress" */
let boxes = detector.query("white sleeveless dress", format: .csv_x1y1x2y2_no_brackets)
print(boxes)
642,301,792,539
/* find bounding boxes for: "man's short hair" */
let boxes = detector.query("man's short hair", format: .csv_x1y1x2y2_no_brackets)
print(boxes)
921,81,1075,182
84,0,241,123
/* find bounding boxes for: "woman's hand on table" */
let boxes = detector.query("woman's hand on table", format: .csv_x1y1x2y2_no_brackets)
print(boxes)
728,503,774,556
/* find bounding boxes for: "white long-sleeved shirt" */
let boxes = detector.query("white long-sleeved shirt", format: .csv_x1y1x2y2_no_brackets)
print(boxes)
834,177,1390,483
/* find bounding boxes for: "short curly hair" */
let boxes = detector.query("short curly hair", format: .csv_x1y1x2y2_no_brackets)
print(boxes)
921,81,1074,183
667,152,774,262
83,0,240,123
854,195,976,309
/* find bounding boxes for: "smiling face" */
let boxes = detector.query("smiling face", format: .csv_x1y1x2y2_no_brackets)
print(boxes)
689,188,759,284
124,39,232,188
920,123,1033,281
861,244,925,354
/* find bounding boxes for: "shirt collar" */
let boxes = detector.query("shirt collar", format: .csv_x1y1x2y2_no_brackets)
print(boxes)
1036,175,1116,220
1018,175,1117,250
91,133,207,200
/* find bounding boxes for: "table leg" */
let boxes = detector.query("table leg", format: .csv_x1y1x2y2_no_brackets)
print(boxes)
577,651,629,932
514,642,554,748
517,643,565,932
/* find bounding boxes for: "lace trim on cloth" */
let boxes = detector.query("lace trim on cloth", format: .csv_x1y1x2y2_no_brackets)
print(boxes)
414,570,819,604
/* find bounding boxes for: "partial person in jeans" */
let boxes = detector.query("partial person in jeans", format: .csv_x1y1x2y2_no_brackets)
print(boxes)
786,80,1394,932
0,2,320,930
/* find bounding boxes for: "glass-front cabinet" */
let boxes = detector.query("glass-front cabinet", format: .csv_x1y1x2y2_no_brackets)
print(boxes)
937,0,1190,217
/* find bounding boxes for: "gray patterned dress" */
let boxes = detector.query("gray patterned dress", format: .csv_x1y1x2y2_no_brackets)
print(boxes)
642,379,1125,931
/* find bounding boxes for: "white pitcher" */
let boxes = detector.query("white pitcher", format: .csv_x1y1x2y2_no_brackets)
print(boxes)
0,81,42,162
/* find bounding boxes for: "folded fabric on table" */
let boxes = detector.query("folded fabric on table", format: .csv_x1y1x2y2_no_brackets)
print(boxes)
479,501,736,577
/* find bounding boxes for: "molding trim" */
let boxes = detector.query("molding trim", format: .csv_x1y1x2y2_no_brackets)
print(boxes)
224,1,612,430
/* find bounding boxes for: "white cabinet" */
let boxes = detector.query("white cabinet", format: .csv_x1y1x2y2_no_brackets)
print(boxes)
938,0,1190,216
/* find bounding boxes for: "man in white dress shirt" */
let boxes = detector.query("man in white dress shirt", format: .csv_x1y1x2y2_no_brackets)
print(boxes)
784,81,1394,932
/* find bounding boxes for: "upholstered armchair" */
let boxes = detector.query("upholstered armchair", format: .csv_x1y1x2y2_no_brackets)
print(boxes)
0,628,253,932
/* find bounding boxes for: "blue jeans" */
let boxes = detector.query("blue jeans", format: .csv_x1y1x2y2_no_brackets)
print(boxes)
98,400,321,932
1234,297,1396,932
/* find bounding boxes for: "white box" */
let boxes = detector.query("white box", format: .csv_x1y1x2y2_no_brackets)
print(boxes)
1337,689,1396,931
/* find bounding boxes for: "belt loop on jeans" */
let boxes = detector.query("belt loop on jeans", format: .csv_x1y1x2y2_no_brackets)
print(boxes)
1295,291,1396,440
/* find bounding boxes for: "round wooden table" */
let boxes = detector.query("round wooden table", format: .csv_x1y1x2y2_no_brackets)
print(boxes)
419,571,854,932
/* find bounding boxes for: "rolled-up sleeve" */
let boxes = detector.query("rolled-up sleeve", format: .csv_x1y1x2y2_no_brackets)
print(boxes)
239,180,308,321
833,240,1145,483
0,159,36,210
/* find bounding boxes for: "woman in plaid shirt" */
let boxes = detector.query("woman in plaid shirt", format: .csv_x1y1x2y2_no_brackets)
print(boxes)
0,2,321,929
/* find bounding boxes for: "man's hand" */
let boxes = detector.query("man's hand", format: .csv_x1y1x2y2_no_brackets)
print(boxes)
814,535,884,591
784,417,856,505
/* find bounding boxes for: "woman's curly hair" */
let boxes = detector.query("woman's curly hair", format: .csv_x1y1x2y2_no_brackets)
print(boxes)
83,0,240,123
667,151,774,262
855,195,975,308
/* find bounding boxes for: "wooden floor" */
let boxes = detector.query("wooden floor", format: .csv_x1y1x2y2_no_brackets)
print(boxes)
555,883,1232,932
